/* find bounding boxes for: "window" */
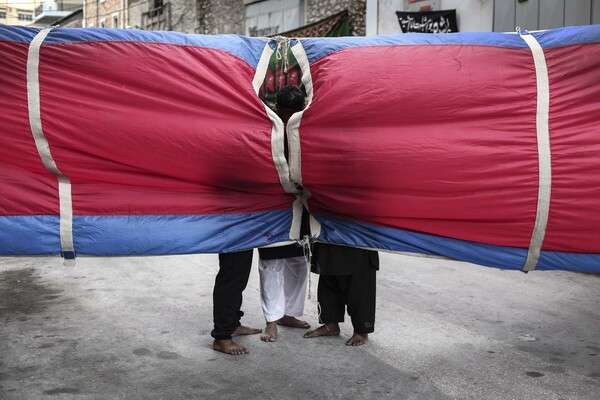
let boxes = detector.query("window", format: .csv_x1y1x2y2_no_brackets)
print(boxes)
112,13,119,28
0,11,6,19
148,0,164,17
100,19,106,28
18,13,33,21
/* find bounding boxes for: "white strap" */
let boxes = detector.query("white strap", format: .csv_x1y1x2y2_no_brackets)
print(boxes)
27,27,76,265
288,40,313,188
288,40,321,239
252,40,274,95
518,28,552,272
253,39,297,194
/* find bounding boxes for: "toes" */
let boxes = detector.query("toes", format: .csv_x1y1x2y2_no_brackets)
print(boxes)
346,338,365,346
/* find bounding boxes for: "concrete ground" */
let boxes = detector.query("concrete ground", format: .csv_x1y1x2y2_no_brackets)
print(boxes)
0,252,598,399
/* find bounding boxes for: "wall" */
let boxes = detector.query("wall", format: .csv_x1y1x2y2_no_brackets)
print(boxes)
125,0,146,29
84,0,124,28
199,0,245,34
55,9,83,27
494,0,600,32
0,0,35,26
367,0,494,36
306,0,366,35
169,0,199,33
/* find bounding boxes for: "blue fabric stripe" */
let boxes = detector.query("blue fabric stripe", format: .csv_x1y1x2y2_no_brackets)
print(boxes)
531,24,600,49
4,24,598,69
300,31,526,64
0,210,293,256
300,25,600,64
0,215,61,255
0,25,266,69
0,24,38,43
316,216,600,273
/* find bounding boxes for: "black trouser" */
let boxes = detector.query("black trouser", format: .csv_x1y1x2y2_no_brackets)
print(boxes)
211,250,253,340
317,267,376,334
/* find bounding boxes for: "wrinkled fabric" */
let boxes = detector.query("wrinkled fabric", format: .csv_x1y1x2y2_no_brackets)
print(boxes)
0,26,293,255
1,24,600,273
300,26,600,271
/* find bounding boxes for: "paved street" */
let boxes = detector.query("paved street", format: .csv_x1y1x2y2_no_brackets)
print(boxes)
1,252,599,399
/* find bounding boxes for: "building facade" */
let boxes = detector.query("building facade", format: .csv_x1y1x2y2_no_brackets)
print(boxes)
33,0,81,25
0,0,34,26
368,0,600,35
493,0,600,31
82,0,366,36
53,8,83,27
84,0,125,28
82,0,600,36
244,0,366,36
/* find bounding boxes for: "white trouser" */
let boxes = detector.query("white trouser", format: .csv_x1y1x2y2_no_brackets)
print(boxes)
259,256,308,323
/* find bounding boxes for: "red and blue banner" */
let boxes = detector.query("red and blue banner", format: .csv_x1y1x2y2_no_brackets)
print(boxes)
297,25,600,272
1,24,600,273
0,25,295,257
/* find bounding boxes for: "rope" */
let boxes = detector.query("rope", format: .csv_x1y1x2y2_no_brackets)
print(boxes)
301,234,313,299
273,36,291,74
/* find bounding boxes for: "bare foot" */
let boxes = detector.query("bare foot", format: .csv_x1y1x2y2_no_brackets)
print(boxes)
213,339,249,355
278,315,311,329
303,323,340,338
346,332,368,346
261,321,277,342
231,325,261,337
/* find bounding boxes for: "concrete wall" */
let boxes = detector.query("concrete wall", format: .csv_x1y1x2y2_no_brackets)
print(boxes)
366,0,493,36
306,0,367,35
119,0,244,34
84,0,125,28
170,0,199,33
198,0,245,34
55,9,83,27
444,0,493,31
84,0,366,36
494,0,600,32
125,0,146,29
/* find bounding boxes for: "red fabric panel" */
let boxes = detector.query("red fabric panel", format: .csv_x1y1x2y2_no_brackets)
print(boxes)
0,42,59,215
36,42,291,215
302,45,540,249
543,43,600,253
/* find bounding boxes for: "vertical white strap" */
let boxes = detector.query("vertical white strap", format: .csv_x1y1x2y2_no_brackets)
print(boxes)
252,41,274,95
27,27,76,265
253,40,297,194
518,29,552,272
288,40,313,188
289,40,321,239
